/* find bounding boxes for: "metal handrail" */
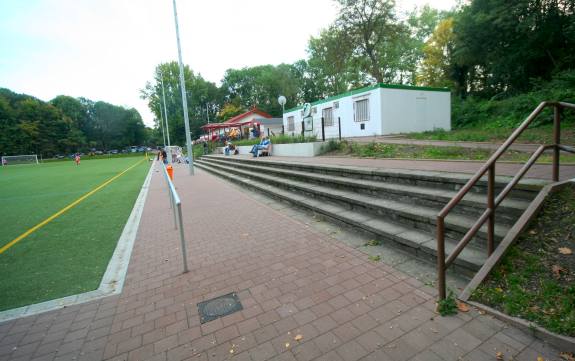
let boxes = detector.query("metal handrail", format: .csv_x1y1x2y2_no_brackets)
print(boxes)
436,101,575,300
161,163,189,273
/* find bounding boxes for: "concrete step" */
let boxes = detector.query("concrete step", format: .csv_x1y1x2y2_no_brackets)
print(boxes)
202,157,529,224
196,161,487,274
202,155,546,201
197,159,510,245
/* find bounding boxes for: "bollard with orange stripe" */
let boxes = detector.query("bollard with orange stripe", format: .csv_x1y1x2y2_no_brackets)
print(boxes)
166,165,174,180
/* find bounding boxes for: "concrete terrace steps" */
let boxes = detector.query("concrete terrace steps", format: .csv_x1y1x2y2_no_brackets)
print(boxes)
201,156,530,223
197,159,512,243
201,155,545,200
195,160,487,274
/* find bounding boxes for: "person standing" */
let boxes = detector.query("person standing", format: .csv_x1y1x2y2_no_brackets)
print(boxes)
74,153,81,166
161,149,168,165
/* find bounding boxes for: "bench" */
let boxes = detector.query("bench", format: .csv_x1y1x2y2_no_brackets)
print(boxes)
257,143,272,157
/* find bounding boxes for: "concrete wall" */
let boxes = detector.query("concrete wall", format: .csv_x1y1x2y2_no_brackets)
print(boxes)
216,142,324,157
381,88,451,134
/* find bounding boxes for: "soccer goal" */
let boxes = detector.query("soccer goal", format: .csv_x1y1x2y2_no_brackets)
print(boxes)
1,154,39,166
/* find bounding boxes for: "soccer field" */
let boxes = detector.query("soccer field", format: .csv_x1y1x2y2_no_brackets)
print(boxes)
0,156,151,311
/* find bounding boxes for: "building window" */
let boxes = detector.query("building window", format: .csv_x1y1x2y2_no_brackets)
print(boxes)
312,107,317,114
354,98,369,122
287,116,295,131
322,107,334,126
334,101,339,109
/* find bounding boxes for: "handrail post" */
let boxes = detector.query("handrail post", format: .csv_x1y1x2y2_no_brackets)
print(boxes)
553,104,561,182
487,164,495,255
177,203,189,273
437,216,446,300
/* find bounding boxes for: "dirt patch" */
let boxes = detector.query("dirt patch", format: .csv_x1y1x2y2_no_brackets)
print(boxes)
472,183,575,337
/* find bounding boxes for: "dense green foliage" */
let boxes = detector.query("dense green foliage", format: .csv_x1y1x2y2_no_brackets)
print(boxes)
0,157,150,311
0,88,148,157
143,0,574,143
140,62,221,148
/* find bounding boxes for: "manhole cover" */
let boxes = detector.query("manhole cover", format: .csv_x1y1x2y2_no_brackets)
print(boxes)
197,292,243,324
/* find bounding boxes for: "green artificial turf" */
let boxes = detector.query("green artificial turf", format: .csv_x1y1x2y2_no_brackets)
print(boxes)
0,157,151,311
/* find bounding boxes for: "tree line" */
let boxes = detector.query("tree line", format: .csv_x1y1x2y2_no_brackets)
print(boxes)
143,0,574,146
0,88,148,157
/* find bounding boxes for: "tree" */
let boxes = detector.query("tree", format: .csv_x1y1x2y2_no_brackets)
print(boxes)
451,0,575,97
306,27,359,97
218,103,245,120
221,64,301,116
141,62,221,144
417,18,456,88
333,0,412,84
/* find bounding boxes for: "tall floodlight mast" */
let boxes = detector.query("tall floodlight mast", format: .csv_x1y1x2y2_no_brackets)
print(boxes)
158,99,167,147
171,0,194,175
159,71,172,163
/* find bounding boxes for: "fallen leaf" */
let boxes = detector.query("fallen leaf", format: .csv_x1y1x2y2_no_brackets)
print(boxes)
559,247,573,255
457,302,470,312
529,230,538,235
537,357,545,361
552,265,567,278
496,351,504,360
294,334,303,342
560,352,575,361
285,343,290,348
229,349,234,354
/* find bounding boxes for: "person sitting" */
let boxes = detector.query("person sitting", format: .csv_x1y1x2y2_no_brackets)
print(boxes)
224,141,234,156
249,136,271,158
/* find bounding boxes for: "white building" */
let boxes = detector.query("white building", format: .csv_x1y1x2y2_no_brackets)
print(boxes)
282,83,451,139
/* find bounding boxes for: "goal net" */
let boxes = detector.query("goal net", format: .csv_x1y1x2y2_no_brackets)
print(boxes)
1,155,39,166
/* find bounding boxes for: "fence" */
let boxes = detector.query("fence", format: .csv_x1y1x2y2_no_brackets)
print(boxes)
161,163,189,273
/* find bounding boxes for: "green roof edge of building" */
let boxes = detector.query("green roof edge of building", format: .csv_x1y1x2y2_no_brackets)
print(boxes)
284,83,450,113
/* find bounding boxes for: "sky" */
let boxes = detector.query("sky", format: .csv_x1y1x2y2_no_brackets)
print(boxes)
0,0,457,127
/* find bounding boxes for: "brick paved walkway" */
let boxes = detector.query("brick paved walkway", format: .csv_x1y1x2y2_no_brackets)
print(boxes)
0,162,565,361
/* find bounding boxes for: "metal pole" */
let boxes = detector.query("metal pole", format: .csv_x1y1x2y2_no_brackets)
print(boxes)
171,0,194,175
321,117,325,142
158,100,167,147
177,203,189,273
338,117,342,141
437,217,446,300
553,104,561,182
487,165,495,255
301,121,304,137
160,74,170,147
160,71,171,164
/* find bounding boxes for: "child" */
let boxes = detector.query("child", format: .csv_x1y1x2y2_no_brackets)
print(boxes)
74,153,81,166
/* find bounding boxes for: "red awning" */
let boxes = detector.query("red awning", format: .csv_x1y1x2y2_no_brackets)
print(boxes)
201,120,260,131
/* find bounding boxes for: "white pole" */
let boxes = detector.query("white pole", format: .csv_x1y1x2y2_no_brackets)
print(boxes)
158,97,167,147
171,0,194,175
160,74,170,147
159,71,172,164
